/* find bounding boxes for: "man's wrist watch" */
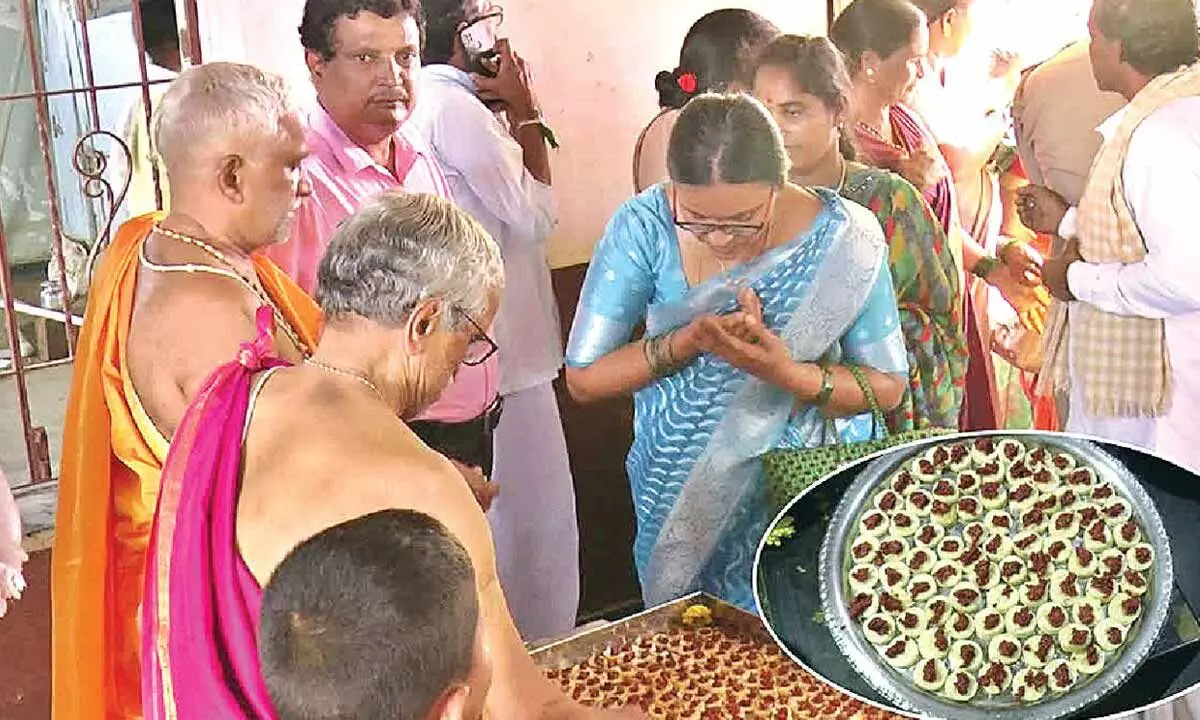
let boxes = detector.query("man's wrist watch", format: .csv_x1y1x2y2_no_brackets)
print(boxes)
812,365,836,406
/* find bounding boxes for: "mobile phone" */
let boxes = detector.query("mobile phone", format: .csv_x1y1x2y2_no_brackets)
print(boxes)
460,22,499,78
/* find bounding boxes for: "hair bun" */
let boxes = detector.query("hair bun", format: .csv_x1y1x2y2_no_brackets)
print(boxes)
655,68,694,110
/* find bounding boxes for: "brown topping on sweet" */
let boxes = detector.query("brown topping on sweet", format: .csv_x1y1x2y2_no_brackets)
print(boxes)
1014,488,1039,509
958,473,978,491
881,593,904,612
1061,489,1078,507
1003,561,1022,578
894,513,912,528
1086,646,1100,665
1054,664,1072,686
1092,484,1114,500
1107,627,1123,645
981,481,1002,499
864,513,884,530
935,629,949,652
975,560,993,585
932,500,953,515
894,473,915,493
1089,521,1108,542
954,614,970,632
992,514,1012,529
955,588,980,606
901,612,919,629
986,536,1003,554
1004,443,1020,459
1015,608,1034,626
881,540,904,556
910,492,930,510
959,498,979,515
1136,547,1152,564
1049,540,1068,556
1071,629,1089,646
1049,606,1067,627
979,462,1001,477
1037,496,1058,511
961,644,977,664
885,641,907,659
918,459,936,475
909,551,929,570
1030,553,1051,577
1055,512,1075,530
1105,501,1127,518
951,444,969,461
1029,670,1049,690
1026,580,1048,603
922,660,938,682
1010,461,1033,479
984,613,1001,630
1091,576,1114,596
1054,455,1071,470
954,672,971,694
982,662,1007,686
1023,508,1046,529
1037,635,1054,660
879,491,898,512
1079,605,1096,624
1060,573,1079,597
1076,546,1094,565
933,480,955,497
912,582,932,596
1069,468,1092,486
853,568,871,582
849,594,873,619
1030,447,1048,463
1123,596,1142,615
853,542,873,559
1103,556,1124,576
867,617,889,634
1016,534,1038,550
1124,571,1146,588
1034,469,1055,485
929,600,949,624
1080,506,1100,525
932,446,950,466
1121,521,1138,542
965,524,985,543
975,437,995,453
941,538,961,553
934,565,956,583
1000,640,1018,656
961,545,983,566
885,568,903,586
918,525,937,545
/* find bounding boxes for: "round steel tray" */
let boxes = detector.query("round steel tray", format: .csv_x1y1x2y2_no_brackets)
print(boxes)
819,433,1174,720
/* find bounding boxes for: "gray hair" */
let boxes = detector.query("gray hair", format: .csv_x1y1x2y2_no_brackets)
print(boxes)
316,192,505,329
152,62,293,175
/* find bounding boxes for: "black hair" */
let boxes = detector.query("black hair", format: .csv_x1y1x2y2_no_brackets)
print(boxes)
909,0,960,23
136,0,179,63
259,509,479,720
299,0,425,61
1093,0,1200,77
754,34,859,161
655,9,781,110
420,0,469,65
830,0,926,73
667,93,788,186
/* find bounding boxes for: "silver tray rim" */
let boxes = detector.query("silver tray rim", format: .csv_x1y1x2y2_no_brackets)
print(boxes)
818,431,1175,720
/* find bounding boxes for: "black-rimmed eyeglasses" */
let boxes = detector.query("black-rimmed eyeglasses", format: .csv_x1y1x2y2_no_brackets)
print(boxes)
455,308,499,367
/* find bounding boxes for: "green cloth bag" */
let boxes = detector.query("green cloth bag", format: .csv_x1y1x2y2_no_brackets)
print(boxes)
763,365,953,512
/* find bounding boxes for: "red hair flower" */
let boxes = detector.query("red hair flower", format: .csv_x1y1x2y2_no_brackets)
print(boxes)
677,72,698,95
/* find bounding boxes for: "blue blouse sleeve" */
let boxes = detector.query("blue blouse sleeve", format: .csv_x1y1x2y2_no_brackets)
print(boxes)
565,198,661,368
840,256,909,376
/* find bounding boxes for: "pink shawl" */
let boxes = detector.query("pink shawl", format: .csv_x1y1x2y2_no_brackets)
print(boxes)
142,306,285,719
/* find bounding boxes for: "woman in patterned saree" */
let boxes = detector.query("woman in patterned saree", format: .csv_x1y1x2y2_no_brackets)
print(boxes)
830,0,1049,432
753,34,968,432
565,94,909,611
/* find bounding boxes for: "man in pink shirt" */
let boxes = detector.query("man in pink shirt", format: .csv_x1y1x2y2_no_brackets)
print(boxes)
269,0,501,502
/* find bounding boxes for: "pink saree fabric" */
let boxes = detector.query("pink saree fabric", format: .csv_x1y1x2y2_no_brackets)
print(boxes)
142,306,282,719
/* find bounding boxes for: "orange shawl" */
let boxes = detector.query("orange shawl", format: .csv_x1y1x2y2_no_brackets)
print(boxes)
51,214,321,720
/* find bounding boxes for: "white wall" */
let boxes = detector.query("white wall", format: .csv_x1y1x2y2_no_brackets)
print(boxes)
197,1,827,267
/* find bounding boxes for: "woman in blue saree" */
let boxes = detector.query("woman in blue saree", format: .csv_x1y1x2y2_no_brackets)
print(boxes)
565,94,909,611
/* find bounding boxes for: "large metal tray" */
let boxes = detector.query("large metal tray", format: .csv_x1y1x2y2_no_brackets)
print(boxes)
531,592,771,669
819,433,1175,720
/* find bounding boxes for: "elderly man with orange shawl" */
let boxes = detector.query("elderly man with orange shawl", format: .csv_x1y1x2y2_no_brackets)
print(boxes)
52,62,322,720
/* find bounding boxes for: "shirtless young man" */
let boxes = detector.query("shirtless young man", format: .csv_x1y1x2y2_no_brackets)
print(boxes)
53,63,321,719
235,193,642,718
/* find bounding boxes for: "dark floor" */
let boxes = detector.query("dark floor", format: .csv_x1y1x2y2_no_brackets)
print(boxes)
0,548,50,720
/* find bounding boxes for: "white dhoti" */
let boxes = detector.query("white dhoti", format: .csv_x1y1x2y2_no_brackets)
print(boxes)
488,381,581,641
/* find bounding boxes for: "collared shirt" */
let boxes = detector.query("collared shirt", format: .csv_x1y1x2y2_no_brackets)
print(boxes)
269,102,497,423
408,64,562,396
1057,97,1200,465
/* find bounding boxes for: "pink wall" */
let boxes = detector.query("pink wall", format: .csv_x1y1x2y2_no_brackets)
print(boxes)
198,1,827,267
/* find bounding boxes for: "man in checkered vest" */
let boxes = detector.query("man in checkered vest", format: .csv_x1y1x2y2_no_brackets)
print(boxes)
1017,0,1200,478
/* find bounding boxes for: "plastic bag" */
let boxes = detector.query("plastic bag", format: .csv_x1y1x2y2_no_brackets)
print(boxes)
0,469,27,618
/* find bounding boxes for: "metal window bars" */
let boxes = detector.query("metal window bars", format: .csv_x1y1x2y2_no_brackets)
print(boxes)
0,0,201,489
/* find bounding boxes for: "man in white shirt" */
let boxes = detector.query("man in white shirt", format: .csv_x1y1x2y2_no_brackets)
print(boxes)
407,0,580,642
1020,0,1200,481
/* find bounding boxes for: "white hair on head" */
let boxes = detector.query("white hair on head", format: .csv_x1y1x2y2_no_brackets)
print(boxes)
151,61,293,176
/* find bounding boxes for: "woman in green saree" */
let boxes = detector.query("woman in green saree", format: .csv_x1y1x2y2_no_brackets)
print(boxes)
754,34,968,432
